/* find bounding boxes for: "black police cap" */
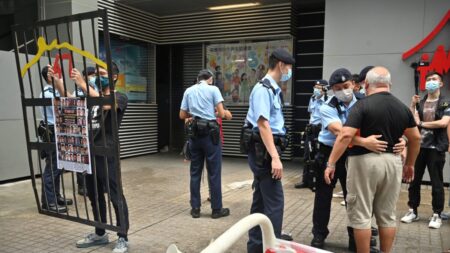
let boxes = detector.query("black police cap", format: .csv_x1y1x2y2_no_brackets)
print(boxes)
358,66,374,83
271,48,295,65
329,68,352,86
315,79,328,86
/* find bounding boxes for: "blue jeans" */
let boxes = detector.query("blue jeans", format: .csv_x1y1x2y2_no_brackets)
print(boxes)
41,151,61,205
247,149,284,253
189,135,223,210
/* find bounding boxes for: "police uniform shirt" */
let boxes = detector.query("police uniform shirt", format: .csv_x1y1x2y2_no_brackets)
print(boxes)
40,84,60,125
308,96,325,125
180,80,224,120
318,94,357,147
246,74,285,135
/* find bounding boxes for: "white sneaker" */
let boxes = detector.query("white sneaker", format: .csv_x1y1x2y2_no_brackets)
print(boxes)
113,237,129,253
76,233,109,248
428,213,442,229
340,200,346,206
333,191,344,198
400,209,419,223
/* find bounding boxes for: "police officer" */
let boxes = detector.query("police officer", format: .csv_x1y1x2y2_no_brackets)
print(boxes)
39,65,73,212
356,66,374,98
180,69,230,219
311,68,400,252
295,79,328,189
245,48,294,253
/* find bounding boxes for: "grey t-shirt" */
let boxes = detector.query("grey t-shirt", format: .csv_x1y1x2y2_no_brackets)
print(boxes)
420,100,438,149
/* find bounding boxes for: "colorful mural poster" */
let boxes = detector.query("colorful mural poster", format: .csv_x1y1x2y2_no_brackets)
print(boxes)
53,97,92,174
100,36,149,102
207,39,293,105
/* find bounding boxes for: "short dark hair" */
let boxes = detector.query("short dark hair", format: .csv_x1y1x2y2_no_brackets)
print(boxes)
99,58,119,75
41,66,49,81
425,71,443,81
268,55,280,70
197,69,213,81
352,74,360,82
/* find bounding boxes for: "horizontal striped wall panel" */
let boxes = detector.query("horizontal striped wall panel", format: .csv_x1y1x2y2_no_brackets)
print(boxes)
222,105,294,160
98,0,293,44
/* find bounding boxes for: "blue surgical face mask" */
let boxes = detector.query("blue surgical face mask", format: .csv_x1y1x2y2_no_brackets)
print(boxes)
313,88,322,97
88,76,96,85
281,68,292,82
359,88,366,94
425,81,440,93
92,76,110,88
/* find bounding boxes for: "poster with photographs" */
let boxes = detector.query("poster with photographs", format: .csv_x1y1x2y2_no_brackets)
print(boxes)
206,39,293,105
53,97,92,174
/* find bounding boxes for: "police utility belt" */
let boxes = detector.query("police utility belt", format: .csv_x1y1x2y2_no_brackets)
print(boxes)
240,123,288,167
186,117,220,145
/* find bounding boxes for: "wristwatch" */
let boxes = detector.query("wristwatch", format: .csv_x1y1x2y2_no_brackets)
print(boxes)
326,162,336,169
418,121,423,128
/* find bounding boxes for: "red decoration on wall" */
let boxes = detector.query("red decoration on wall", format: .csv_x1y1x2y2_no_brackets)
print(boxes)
52,53,73,79
402,10,449,91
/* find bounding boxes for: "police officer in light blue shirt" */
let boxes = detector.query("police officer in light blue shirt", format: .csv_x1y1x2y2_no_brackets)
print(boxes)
295,79,328,189
39,65,72,213
179,69,230,219
309,80,328,125
245,48,295,253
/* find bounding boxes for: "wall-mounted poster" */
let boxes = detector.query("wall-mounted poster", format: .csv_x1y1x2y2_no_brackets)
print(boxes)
53,97,92,174
99,35,150,103
207,39,293,105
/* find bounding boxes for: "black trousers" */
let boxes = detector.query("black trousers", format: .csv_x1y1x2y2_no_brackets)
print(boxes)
86,155,129,239
408,148,446,214
312,144,348,238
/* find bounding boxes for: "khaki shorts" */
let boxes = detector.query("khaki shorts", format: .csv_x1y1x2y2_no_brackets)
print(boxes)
346,153,403,229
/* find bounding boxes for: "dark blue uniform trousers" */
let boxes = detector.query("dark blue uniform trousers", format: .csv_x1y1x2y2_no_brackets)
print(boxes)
312,145,347,239
247,149,284,253
41,151,61,205
189,134,223,210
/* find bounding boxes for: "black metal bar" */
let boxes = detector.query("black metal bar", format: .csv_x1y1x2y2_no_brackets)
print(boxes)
42,26,57,98
66,22,78,97
91,18,102,98
78,20,89,96
22,31,41,148
55,24,69,98
12,30,41,212
88,15,107,228
38,209,121,232
92,14,114,227
76,22,90,220
81,172,90,221
70,171,80,218
102,9,127,235
11,10,103,32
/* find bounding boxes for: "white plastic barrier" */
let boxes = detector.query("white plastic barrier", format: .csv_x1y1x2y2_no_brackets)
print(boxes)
166,213,332,253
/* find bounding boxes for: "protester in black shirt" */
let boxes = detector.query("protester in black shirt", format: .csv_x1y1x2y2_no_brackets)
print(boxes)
55,62,130,253
324,66,421,253
400,71,450,229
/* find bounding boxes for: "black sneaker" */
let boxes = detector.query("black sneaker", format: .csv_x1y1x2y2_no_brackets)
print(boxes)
42,203,67,213
280,232,293,241
294,182,308,189
211,208,230,219
191,208,200,218
311,236,325,249
57,196,73,205
371,227,379,237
